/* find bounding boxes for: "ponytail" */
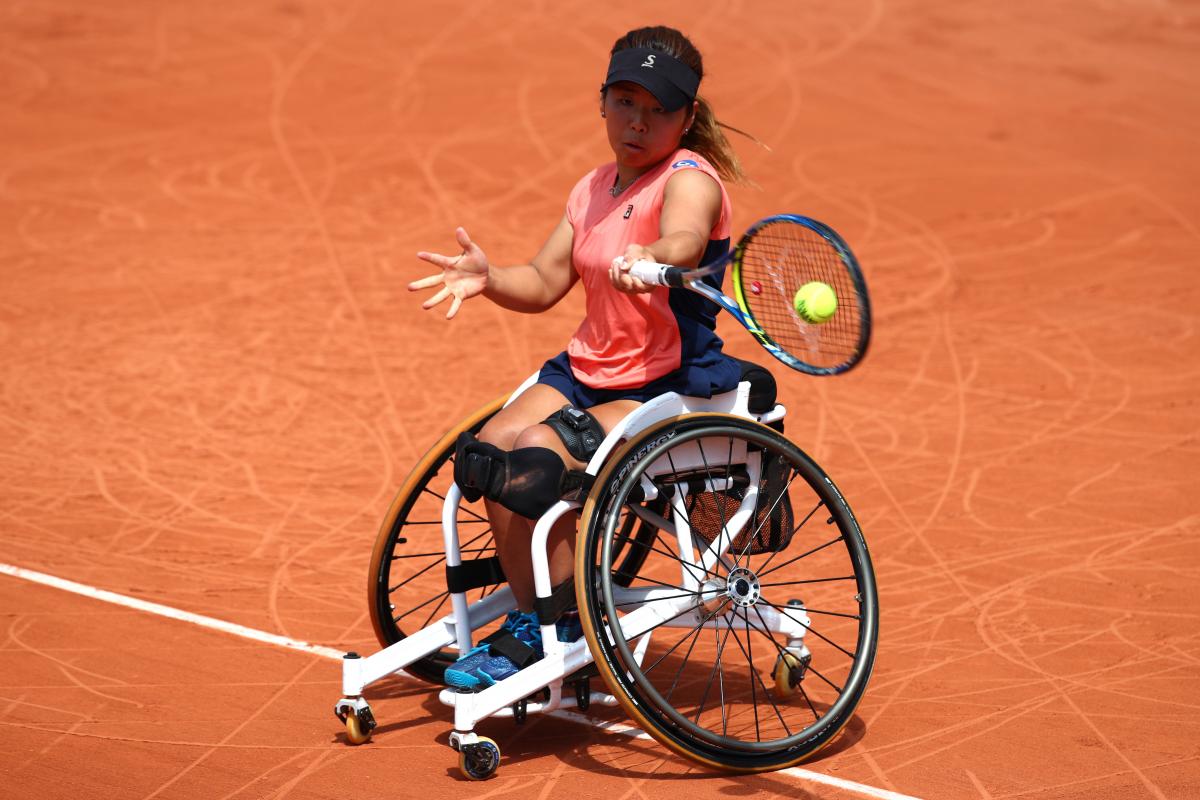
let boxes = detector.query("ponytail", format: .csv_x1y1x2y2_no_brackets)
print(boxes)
681,95,753,184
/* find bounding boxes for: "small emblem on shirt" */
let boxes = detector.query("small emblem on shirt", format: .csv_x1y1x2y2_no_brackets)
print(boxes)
672,159,699,169
623,204,633,219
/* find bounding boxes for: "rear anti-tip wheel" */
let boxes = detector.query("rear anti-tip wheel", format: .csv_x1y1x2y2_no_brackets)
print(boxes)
459,736,500,780
773,651,810,699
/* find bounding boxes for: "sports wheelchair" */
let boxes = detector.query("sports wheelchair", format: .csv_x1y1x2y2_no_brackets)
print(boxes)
335,363,878,779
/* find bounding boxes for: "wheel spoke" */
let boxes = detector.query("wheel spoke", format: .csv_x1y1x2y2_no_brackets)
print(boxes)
692,608,737,727
759,575,856,588
733,465,800,566
664,599,730,702
756,532,843,579
394,588,449,621
645,599,731,677
754,497,826,576
805,661,844,694
762,600,859,621
389,531,491,592
726,604,792,737
613,589,703,609
740,606,761,741
614,519,714,582
421,487,489,524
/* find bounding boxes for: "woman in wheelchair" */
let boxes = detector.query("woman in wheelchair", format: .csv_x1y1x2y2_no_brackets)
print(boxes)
378,25,876,778
410,25,752,690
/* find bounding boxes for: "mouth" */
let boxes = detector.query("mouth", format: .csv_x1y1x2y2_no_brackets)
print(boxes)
622,141,645,152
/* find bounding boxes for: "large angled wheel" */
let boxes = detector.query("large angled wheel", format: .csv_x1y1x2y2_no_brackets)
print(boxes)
576,414,878,772
367,396,508,685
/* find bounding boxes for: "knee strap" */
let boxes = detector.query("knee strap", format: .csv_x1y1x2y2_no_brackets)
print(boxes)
454,432,587,518
542,405,605,463
454,432,506,503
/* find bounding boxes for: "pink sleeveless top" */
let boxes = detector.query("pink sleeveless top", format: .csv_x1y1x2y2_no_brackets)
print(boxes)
564,149,732,389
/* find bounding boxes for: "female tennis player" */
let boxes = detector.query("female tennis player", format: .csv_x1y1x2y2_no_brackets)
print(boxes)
410,25,751,690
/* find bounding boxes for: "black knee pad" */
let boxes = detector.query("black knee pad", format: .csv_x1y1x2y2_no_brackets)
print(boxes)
500,447,571,518
542,405,605,463
453,432,575,519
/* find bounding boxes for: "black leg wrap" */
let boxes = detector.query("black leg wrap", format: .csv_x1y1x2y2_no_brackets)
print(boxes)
454,433,592,518
542,405,605,463
533,577,576,626
498,447,571,518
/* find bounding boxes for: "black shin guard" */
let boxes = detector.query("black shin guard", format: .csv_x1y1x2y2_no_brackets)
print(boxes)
500,447,570,518
454,433,578,519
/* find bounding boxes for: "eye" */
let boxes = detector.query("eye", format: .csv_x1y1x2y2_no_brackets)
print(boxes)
618,97,633,106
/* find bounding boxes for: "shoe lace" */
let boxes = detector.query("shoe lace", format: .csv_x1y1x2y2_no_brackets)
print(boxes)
502,610,542,646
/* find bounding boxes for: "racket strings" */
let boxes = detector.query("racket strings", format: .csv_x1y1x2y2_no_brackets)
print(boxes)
738,224,864,370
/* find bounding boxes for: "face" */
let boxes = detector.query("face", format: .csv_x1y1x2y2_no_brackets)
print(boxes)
602,82,695,171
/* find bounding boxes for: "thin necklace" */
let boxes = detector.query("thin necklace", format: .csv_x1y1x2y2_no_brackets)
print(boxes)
609,172,636,197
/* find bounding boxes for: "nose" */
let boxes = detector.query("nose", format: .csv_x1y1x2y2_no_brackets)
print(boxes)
628,108,648,133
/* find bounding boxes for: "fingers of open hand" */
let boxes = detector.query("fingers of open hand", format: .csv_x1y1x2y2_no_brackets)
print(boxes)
416,250,461,269
422,285,452,310
408,272,445,291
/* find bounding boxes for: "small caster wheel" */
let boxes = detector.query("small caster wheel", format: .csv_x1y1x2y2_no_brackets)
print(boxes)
773,651,810,698
459,736,500,780
345,712,370,744
340,705,376,745
574,678,590,711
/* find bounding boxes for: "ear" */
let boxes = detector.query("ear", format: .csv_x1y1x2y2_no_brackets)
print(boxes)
685,99,699,131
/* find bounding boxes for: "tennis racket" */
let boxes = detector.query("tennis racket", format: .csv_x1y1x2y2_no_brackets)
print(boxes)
616,214,871,376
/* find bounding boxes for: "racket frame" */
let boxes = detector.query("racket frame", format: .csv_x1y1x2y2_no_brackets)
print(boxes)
625,214,872,376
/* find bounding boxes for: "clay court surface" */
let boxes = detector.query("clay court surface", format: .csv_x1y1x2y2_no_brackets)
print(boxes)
2,1,1199,797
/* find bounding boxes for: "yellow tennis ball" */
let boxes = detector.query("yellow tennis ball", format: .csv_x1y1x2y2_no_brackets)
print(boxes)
793,281,838,324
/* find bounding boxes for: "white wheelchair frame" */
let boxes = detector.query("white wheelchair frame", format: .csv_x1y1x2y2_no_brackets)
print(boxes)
335,371,813,762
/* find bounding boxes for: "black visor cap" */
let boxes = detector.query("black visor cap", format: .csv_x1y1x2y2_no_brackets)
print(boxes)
601,47,700,112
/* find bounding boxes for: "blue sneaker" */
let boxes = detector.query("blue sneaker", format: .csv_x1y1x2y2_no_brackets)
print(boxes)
445,610,543,690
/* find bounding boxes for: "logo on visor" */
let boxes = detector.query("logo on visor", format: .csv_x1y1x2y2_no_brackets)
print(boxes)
641,54,656,68
672,159,699,169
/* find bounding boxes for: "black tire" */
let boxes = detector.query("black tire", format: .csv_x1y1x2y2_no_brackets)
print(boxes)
575,414,878,772
367,397,507,684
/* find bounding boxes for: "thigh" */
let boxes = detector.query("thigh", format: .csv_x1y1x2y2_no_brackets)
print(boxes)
586,398,642,436
477,383,571,449
514,397,642,470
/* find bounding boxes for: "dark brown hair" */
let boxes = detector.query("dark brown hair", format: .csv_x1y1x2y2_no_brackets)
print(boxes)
608,26,750,183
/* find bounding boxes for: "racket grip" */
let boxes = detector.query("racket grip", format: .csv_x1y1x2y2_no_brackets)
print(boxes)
614,258,686,288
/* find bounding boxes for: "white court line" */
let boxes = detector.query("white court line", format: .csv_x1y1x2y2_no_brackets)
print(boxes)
0,562,345,660
0,561,922,800
548,710,923,800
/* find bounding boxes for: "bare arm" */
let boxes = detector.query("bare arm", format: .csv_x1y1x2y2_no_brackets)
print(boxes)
609,169,722,292
410,214,577,318
484,214,576,313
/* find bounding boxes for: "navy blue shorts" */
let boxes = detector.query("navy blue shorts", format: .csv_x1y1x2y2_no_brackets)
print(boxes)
536,351,741,409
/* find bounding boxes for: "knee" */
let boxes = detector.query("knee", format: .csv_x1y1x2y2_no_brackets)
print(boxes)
477,418,522,450
512,424,564,454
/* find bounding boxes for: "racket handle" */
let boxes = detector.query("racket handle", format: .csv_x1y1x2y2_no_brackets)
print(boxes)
614,258,686,288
